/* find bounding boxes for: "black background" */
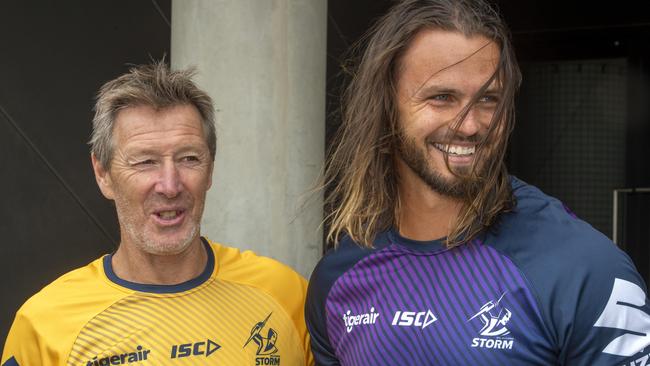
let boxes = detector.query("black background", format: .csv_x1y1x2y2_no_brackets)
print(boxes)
0,0,171,345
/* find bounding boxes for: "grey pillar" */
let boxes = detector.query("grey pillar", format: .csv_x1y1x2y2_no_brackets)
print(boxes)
171,0,325,277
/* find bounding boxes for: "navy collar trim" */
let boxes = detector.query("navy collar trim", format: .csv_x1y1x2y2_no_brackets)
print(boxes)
388,228,446,252
103,237,214,294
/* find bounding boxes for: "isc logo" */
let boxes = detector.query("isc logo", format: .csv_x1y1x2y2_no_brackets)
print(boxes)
391,310,437,329
170,339,221,359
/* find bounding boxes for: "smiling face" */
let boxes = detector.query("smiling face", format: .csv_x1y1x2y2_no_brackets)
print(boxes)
395,28,501,197
92,104,213,256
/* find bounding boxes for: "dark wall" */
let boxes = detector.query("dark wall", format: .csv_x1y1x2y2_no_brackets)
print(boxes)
325,1,391,147
504,2,650,188
0,0,170,344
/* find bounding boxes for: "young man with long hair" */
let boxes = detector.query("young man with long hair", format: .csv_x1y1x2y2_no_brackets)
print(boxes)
306,0,650,364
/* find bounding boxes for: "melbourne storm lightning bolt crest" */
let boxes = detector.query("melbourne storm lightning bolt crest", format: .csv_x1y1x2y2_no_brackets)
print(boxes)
468,292,515,350
244,312,281,365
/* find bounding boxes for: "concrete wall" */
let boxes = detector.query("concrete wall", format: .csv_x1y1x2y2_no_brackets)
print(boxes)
171,0,326,277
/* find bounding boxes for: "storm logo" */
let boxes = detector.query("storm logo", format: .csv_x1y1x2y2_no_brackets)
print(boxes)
468,292,514,350
244,313,281,365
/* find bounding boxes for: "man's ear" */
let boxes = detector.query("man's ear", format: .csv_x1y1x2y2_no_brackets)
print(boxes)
91,153,115,200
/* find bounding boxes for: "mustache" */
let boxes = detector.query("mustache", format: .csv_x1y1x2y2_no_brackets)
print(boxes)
145,192,193,210
425,132,485,145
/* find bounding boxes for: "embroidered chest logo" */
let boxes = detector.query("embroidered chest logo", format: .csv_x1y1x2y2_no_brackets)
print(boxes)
391,310,437,329
342,306,380,333
170,339,221,359
244,312,281,365
468,292,514,350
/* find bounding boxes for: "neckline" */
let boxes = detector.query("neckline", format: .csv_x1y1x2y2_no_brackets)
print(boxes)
103,237,214,294
388,228,447,253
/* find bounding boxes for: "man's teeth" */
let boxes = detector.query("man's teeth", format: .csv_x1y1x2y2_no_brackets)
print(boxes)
434,143,475,156
159,210,179,219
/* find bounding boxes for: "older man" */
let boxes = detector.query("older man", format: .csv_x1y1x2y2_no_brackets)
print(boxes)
2,62,313,365
306,0,650,365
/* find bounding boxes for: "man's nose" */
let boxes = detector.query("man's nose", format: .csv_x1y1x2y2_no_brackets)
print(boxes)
456,106,483,137
155,161,183,198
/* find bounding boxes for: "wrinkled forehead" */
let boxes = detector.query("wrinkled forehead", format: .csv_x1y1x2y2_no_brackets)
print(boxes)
111,104,206,146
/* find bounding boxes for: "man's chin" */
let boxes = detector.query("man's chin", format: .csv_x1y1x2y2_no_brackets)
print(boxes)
141,240,194,256
138,226,200,256
418,170,473,199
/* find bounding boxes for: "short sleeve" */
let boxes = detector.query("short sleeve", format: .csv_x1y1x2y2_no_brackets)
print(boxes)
2,308,43,366
563,248,650,365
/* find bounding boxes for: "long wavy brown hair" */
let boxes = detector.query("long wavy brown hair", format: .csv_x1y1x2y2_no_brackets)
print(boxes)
324,0,522,248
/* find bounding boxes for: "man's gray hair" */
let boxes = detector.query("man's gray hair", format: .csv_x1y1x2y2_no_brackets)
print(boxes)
89,61,216,168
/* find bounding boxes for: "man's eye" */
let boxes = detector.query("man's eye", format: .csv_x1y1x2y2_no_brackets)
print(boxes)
431,94,451,101
135,159,155,166
181,156,199,162
479,95,499,103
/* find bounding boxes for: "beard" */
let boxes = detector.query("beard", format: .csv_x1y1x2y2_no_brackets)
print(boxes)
114,191,204,256
396,129,484,199
121,213,199,256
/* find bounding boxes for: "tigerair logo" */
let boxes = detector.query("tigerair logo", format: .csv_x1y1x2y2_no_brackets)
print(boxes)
391,310,437,329
86,345,150,365
244,313,281,365
170,339,221,359
343,307,380,333
467,292,514,350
